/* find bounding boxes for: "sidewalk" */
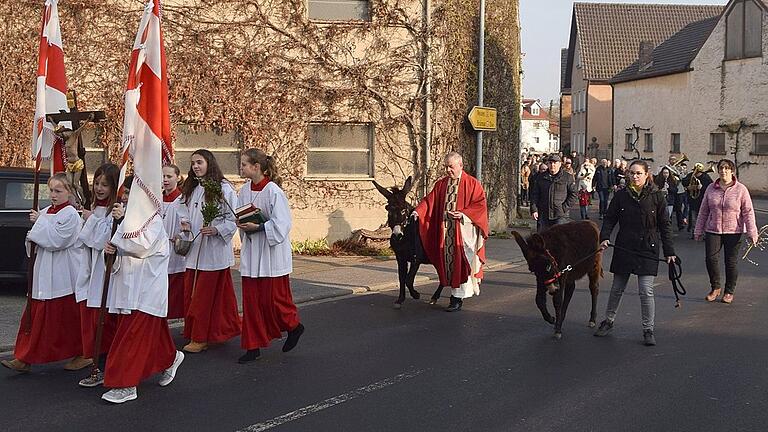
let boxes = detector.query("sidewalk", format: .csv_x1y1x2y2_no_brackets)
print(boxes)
0,236,528,353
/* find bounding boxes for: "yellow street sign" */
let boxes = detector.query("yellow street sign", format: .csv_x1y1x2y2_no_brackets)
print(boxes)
468,106,497,131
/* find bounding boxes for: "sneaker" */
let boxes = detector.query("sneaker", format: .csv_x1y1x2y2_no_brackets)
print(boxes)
182,341,208,353
643,329,656,346
158,351,184,387
238,349,261,364
102,387,137,404
721,293,734,304
79,371,104,388
282,323,305,353
593,320,614,337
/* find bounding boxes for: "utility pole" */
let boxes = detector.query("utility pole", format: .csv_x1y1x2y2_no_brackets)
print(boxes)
475,0,486,181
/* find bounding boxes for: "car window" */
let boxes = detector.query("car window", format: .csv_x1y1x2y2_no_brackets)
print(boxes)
1,181,51,210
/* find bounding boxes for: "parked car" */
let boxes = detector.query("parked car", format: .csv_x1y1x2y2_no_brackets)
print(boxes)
0,167,50,283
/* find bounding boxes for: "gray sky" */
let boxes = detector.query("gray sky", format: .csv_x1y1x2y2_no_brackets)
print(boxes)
520,0,728,104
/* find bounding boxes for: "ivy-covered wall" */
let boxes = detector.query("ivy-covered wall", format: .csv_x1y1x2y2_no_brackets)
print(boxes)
1,0,520,237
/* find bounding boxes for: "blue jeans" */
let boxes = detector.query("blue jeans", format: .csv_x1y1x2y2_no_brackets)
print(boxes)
604,273,656,330
580,206,588,219
598,189,611,215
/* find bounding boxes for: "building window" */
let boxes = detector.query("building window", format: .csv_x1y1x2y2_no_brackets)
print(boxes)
625,133,634,151
308,0,370,22
710,133,726,154
753,133,768,155
306,123,374,177
725,0,763,60
531,106,540,116
670,133,681,153
644,133,653,152
534,137,540,144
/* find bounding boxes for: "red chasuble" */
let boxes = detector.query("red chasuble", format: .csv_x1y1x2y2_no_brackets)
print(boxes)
415,172,489,288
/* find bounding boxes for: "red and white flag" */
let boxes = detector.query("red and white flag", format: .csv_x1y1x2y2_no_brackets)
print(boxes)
31,0,69,172
119,0,173,238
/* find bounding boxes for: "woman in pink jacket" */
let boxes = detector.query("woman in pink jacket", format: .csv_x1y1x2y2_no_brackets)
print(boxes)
694,159,758,304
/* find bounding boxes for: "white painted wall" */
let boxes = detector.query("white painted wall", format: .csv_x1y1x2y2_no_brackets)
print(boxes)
521,118,555,154
612,2,768,194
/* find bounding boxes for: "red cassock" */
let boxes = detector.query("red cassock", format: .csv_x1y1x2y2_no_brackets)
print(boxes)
14,294,82,364
79,301,118,359
167,273,186,320
183,269,241,342
104,311,176,388
241,276,300,350
415,172,489,288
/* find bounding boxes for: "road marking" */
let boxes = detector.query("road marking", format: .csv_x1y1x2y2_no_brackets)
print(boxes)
235,369,426,432
755,208,768,214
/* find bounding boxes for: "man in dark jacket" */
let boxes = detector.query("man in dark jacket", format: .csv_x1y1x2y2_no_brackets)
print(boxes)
592,159,614,219
530,154,577,232
681,163,713,238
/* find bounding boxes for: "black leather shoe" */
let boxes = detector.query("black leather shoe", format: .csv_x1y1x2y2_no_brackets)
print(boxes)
238,349,261,364
282,323,305,352
445,296,463,312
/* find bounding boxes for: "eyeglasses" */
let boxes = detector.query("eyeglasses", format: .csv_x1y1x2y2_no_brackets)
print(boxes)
628,171,646,176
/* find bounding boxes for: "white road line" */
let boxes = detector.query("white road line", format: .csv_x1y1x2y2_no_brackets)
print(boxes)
236,369,426,432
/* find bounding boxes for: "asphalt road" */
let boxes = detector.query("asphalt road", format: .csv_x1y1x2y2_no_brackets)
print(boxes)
2,210,767,432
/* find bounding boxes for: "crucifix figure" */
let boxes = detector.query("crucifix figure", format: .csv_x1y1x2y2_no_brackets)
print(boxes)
46,91,106,208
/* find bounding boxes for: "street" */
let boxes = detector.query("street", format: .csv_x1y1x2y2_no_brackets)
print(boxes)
1,210,767,432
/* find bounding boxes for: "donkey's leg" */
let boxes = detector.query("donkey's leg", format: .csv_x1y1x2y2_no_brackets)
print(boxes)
430,285,445,305
552,287,564,339
587,267,600,327
557,280,577,338
406,261,421,299
535,281,555,324
393,258,408,308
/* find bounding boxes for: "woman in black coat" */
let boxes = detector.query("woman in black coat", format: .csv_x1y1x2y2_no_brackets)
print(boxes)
593,160,677,346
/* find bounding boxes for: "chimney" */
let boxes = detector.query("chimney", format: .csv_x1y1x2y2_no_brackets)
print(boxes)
638,41,654,71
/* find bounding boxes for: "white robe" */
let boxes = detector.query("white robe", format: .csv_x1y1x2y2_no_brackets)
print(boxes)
74,206,114,305
451,214,484,299
107,215,169,318
238,181,293,278
25,205,82,300
161,195,187,274
177,182,238,271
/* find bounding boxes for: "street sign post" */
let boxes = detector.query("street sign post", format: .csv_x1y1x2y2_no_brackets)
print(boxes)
468,106,497,131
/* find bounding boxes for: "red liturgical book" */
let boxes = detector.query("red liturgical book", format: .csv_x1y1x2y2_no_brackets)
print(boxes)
235,203,267,224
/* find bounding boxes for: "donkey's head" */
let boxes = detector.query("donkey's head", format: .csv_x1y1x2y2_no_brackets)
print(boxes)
511,231,562,295
372,176,413,238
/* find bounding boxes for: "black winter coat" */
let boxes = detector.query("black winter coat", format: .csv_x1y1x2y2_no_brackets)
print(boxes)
593,166,614,190
529,169,578,220
600,182,675,276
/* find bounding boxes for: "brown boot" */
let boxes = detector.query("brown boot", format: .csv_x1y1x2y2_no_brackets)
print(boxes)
64,356,93,371
1,358,31,373
722,293,734,304
705,289,721,302
182,341,208,353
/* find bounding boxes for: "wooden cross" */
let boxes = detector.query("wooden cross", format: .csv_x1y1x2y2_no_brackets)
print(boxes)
44,90,106,209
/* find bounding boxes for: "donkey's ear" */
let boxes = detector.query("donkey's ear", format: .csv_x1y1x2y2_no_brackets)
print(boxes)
372,180,393,200
402,176,413,194
510,231,529,258
528,233,546,251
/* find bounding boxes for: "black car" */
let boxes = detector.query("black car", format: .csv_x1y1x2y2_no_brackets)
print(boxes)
0,167,50,283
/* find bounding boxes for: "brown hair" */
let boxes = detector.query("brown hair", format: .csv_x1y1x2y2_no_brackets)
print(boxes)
181,149,226,204
717,158,736,172
92,163,120,208
241,148,282,187
629,160,655,186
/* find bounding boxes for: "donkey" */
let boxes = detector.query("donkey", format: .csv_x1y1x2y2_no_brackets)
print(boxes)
511,220,602,339
372,176,443,308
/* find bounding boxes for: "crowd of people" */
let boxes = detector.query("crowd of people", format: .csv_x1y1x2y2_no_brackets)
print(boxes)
523,151,759,345
1,149,305,404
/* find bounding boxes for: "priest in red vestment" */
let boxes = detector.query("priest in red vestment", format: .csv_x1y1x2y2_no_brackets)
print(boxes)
414,152,489,311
